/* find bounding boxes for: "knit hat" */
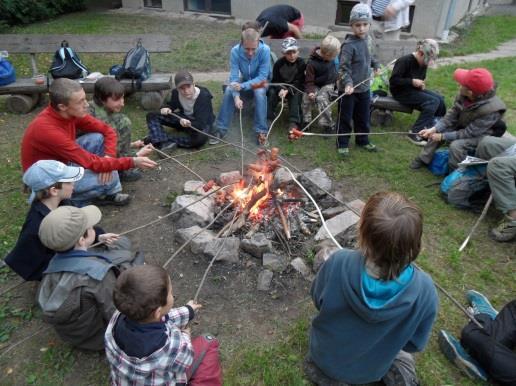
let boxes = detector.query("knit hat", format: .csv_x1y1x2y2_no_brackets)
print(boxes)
417,39,439,66
39,205,102,252
174,71,194,88
281,37,299,53
453,68,494,95
23,160,84,203
349,3,372,24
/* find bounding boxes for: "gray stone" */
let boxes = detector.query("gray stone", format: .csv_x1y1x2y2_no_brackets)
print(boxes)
183,180,204,194
170,194,214,228
257,270,273,291
240,233,272,258
290,257,311,278
262,253,288,272
219,170,242,186
322,206,346,219
315,210,360,241
176,226,216,254
204,237,241,263
273,167,296,187
346,199,365,215
299,168,332,199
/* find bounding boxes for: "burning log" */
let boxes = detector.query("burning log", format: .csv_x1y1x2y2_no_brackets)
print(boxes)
272,193,291,240
297,213,311,236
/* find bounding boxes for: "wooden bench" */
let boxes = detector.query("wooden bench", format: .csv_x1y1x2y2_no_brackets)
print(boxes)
370,95,414,126
0,34,172,114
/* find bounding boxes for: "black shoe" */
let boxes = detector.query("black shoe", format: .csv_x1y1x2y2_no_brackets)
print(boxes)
407,132,427,146
410,157,426,169
160,141,177,152
142,135,152,145
93,193,131,206
119,169,142,182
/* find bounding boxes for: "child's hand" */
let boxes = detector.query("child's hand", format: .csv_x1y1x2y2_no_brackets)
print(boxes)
160,107,172,115
180,118,191,127
344,85,354,95
278,89,288,98
429,132,443,142
131,140,144,149
412,79,425,89
419,127,436,139
136,144,154,157
230,82,241,91
234,97,243,110
98,233,120,245
181,326,191,335
308,92,316,101
187,300,202,311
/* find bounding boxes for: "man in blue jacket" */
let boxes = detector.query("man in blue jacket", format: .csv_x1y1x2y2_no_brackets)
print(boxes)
212,28,271,145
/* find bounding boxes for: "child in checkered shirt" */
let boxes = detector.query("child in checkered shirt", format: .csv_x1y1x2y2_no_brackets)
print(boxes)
105,265,213,385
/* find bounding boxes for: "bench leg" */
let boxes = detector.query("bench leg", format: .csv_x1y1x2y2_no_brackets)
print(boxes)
140,91,165,111
6,94,40,114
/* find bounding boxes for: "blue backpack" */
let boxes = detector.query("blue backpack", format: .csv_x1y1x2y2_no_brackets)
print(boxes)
117,39,151,90
49,40,89,79
440,165,490,210
429,149,449,176
0,57,16,86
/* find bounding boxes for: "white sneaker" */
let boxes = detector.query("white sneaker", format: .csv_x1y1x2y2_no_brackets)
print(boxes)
209,133,221,145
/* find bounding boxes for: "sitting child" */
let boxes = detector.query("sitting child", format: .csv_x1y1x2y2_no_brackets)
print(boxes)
302,34,340,132
389,39,446,146
411,67,506,171
90,77,153,182
5,160,84,281
305,191,438,386
105,265,222,385
146,71,215,151
267,37,306,132
336,3,379,157
37,205,141,350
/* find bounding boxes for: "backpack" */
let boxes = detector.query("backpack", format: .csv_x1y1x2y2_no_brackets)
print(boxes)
187,335,222,386
371,65,390,97
49,40,89,79
440,165,490,211
117,39,151,90
0,57,16,86
428,149,449,176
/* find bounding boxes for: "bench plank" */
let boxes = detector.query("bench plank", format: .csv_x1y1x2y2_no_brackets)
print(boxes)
1,34,172,53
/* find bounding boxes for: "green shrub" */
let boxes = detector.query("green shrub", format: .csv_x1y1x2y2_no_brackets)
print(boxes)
0,0,86,31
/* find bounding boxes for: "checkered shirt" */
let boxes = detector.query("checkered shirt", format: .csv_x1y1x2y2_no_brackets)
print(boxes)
105,307,193,386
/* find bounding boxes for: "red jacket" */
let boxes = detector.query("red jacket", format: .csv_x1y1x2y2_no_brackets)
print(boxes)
21,106,134,172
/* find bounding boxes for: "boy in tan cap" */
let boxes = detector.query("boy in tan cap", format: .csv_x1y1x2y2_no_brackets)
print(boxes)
37,205,141,350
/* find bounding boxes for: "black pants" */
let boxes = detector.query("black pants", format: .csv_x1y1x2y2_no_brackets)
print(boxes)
267,87,302,126
146,112,209,149
337,91,371,148
392,89,446,133
461,300,516,386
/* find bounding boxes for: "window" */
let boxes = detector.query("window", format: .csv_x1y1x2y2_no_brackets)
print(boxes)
144,0,162,8
184,0,231,14
335,0,359,25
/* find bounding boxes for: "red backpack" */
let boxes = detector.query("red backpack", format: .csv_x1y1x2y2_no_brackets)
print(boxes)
187,335,223,386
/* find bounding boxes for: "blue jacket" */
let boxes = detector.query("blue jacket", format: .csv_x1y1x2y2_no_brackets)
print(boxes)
309,249,438,384
229,40,271,98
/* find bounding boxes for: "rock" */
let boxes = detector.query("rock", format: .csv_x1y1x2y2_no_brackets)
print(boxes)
346,199,365,215
170,194,214,228
219,171,242,186
315,210,360,241
262,253,288,272
257,270,273,291
322,206,347,219
273,167,296,187
204,237,241,263
240,233,272,258
183,180,204,194
299,168,332,199
175,226,216,254
290,257,311,278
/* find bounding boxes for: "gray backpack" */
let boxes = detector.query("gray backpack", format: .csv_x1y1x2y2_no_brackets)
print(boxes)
116,39,151,90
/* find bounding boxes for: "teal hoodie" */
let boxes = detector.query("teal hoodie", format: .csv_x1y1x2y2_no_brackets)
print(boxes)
309,249,438,384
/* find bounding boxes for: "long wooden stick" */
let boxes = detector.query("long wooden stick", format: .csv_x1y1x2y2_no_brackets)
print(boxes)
459,194,493,252
154,147,205,182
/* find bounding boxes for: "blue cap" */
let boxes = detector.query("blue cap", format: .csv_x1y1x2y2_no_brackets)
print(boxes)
23,160,84,203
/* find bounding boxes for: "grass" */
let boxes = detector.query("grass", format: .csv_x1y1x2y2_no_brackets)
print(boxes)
440,15,516,57
0,9,515,386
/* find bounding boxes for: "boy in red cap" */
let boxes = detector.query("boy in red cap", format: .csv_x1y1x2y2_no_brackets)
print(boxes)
410,67,506,171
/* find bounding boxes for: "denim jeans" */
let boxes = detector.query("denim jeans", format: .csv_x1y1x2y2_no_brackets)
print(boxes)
215,87,268,135
391,89,446,133
71,133,121,207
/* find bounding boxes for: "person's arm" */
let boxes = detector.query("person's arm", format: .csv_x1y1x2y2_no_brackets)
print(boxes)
240,44,271,90
310,252,336,310
338,43,354,91
163,326,194,375
76,115,118,157
229,46,242,98
168,306,192,329
91,270,118,323
389,57,414,89
389,0,414,13
305,62,317,95
443,112,502,142
435,96,461,134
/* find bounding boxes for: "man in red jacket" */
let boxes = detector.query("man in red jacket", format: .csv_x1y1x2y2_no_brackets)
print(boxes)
21,78,157,206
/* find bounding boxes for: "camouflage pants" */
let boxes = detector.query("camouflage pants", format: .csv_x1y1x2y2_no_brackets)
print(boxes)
302,84,335,129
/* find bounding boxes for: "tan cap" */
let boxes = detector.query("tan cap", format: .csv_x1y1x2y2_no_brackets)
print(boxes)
39,205,102,252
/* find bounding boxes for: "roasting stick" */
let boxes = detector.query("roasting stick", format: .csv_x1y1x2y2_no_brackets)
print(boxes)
265,95,285,143
154,147,206,182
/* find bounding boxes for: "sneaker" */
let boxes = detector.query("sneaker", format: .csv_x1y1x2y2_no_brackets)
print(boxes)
466,290,498,319
160,141,177,153
489,215,516,242
93,193,131,206
407,132,427,146
360,143,378,152
142,135,152,145
337,147,349,158
119,169,142,182
410,157,426,170
209,133,221,145
438,330,488,381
